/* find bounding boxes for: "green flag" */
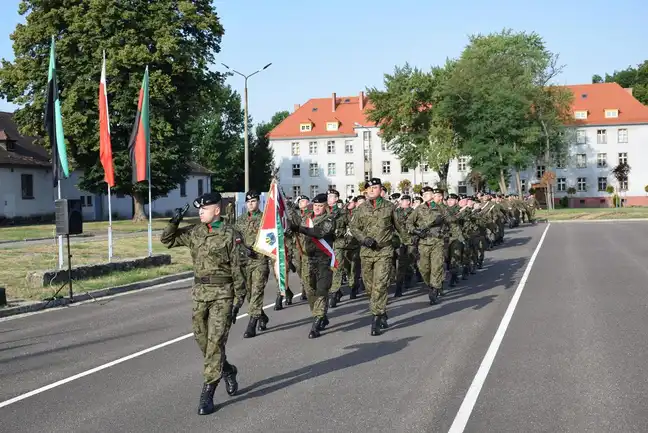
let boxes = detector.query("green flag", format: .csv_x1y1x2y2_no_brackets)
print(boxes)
44,36,69,185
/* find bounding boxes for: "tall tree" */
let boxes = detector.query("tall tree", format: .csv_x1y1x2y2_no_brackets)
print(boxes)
592,60,648,105
0,0,226,220
250,110,289,191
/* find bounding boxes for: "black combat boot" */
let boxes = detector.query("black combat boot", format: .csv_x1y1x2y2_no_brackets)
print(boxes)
462,266,470,280
449,273,459,287
317,315,329,330
328,293,338,308
300,286,307,300
470,263,477,274
349,286,358,299
308,317,322,339
438,282,446,297
394,277,403,298
222,363,238,396
258,311,269,331
285,288,294,305
370,315,382,336
273,294,283,311
197,382,217,415
428,286,440,305
379,313,389,329
243,317,258,338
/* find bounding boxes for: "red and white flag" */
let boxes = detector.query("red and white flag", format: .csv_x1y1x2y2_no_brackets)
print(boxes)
306,217,339,269
99,51,115,187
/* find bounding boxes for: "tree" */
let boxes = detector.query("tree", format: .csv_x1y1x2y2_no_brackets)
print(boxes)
611,162,631,207
250,110,289,192
398,179,412,193
357,181,366,193
540,171,556,209
592,61,648,105
0,0,226,220
412,184,423,195
382,181,392,194
467,170,486,193
440,29,572,206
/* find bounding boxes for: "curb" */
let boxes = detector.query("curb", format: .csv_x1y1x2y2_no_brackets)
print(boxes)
547,218,648,223
0,271,193,319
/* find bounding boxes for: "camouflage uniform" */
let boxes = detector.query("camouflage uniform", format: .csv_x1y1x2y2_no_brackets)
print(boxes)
160,192,246,415
234,198,270,338
407,197,445,304
525,195,539,222
441,201,466,286
394,204,414,296
329,205,360,307
349,179,405,336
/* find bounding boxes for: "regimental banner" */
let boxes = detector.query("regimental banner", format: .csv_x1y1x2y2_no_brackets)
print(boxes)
305,217,339,269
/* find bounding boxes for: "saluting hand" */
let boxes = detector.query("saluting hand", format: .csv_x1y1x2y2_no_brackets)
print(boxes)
170,203,190,224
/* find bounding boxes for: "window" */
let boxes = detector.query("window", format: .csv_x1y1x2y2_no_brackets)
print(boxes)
87,195,93,207
309,163,319,177
180,181,186,197
310,185,318,197
300,123,312,132
458,181,467,195
422,164,430,172
457,157,467,171
576,130,586,144
291,142,300,156
574,110,588,119
344,140,353,154
326,121,339,131
5,140,15,151
21,174,33,199
598,177,607,191
618,128,628,143
292,185,301,197
309,141,317,155
597,129,607,144
345,162,354,176
557,177,566,192
382,161,391,174
605,109,619,118
327,140,336,154
597,153,607,168
364,171,370,181
618,152,628,165
80,196,86,207
328,184,336,190
576,154,587,168
327,162,336,176
292,164,301,177
536,165,545,179
555,157,565,169
620,180,628,191
520,179,527,193
401,165,409,173
198,179,204,196
381,141,388,151
363,131,371,141
363,148,370,162
577,177,587,192
346,184,354,197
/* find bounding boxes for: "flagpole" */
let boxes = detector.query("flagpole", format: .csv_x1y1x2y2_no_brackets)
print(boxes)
107,185,113,262
57,179,63,269
147,177,152,257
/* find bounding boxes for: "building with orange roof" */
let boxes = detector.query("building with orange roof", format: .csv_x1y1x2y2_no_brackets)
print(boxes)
269,83,648,207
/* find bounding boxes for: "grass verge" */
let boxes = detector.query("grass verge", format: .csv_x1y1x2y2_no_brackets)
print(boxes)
541,207,648,221
0,232,193,302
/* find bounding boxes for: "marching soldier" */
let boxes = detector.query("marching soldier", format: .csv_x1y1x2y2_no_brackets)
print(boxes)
394,194,414,297
470,197,488,268
234,191,270,338
408,186,445,305
287,193,336,338
329,193,360,308
161,192,245,416
349,177,405,336
442,193,467,286
412,196,423,209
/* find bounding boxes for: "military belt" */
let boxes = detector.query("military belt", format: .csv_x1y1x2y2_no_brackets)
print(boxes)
194,276,233,284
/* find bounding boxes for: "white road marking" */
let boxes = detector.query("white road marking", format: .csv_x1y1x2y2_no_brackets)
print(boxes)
0,294,300,409
448,223,551,433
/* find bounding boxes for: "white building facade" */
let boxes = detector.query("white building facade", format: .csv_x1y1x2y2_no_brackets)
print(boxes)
269,84,648,207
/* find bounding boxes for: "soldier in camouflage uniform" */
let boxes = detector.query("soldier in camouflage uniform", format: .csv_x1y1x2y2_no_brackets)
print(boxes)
234,191,270,339
393,194,414,297
470,198,488,268
525,194,539,222
350,178,405,336
412,196,423,209
408,186,444,305
329,193,360,308
458,195,478,276
287,193,336,338
443,193,468,286
161,192,245,416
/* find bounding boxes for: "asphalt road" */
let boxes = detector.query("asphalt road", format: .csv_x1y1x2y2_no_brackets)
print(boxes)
1,221,646,432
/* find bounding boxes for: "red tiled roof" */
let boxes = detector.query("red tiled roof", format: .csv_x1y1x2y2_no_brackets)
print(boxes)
269,83,648,140
565,83,648,126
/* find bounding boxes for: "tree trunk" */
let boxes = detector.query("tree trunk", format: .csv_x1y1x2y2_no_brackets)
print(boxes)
436,162,450,191
132,191,148,222
539,119,554,211
499,169,507,194
515,171,522,198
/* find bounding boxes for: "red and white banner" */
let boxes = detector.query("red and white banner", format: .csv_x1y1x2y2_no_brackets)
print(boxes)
306,217,339,269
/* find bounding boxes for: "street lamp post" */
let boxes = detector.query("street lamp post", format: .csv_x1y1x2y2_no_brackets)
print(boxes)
221,62,272,192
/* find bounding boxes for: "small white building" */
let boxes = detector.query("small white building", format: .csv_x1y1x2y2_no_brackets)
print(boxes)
0,111,211,221
268,83,648,207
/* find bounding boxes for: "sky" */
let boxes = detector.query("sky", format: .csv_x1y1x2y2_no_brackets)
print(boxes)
1,0,647,124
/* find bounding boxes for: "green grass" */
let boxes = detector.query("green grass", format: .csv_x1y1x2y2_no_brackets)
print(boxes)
0,217,199,242
0,232,193,302
540,207,648,221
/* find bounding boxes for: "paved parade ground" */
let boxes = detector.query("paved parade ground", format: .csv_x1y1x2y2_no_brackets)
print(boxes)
2,222,648,432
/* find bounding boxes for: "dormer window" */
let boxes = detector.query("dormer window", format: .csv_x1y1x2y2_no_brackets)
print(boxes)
326,121,339,131
604,109,619,118
574,110,588,120
6,140,15,151
300,122,312,132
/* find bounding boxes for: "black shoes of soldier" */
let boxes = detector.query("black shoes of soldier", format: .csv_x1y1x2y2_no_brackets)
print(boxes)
449,273,459,287
349,286,358,299
223,365,239,396
370,315,382,336
273,294,283,310
328,293,338,309
379,313,389,329
317,315,329,331
300,288,307,301
285,288,294,305
197,382,217,415
244,317,258,338
309,317,322,339
462,267,470,280
258,312,269,331
428,286,440,305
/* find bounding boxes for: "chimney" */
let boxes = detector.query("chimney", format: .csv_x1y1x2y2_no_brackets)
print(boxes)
359,91,365,111
625,87,634,96
332,92,336,112
294,103,301,112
